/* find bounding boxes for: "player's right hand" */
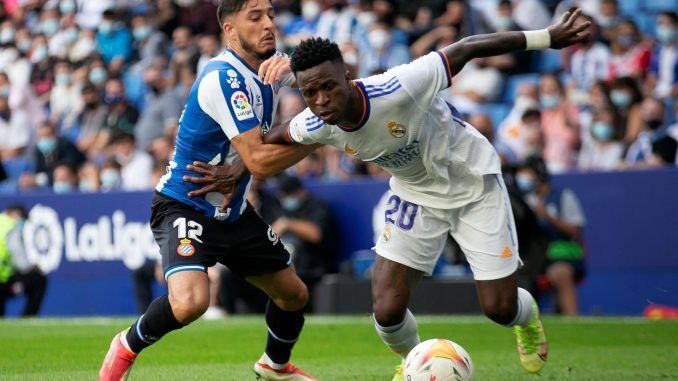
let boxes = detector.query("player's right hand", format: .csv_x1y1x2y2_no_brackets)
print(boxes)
547,8,592,49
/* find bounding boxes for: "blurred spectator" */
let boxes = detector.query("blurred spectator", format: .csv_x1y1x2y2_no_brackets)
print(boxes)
28,34,54,103
625,97,678,168
516,156,586,316
597,0,621,43
651,135,678,167
0,204,47,317
69,28,97,63
51,163,79,194
608,19,651,81
273,175,335,300
130,13,169,74
108,132,153,191
577,107,624,171
0,75,31,161
646,12,677,100
316,0,364,46
103,78,139,136
23,121,85,189
177,0,219,37
86,57,109,89
75,0,113,31
510,0,551,31
96,9,133,74
359,21,410,77
498,108,544,163
283,0,321,49
76,82,110,158
149,135,175,164
610,76,644,143
569,14,610,90
539,73,580,173
468,113,517,166
99,157,123,192
196,34,221,74
293,152,325,180
49,59,83,130
78,162,100,193
410,25,457,59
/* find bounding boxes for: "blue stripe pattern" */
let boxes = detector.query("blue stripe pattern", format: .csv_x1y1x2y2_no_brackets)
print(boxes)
306,116,324,131
164,264,206,281
365,77,401,99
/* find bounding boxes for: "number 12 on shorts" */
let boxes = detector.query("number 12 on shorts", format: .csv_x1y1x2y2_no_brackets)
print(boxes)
173,217,204,243
384,195,418,231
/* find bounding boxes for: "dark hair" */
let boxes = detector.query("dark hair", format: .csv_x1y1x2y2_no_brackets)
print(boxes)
520,155,550,183
291,37,343,73
611,76,643,105
659,11,677,24
217,0,263,25
4,204,27,219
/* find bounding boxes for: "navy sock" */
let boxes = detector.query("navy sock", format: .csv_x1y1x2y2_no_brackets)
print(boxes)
264,299,305,364
125,295,185,354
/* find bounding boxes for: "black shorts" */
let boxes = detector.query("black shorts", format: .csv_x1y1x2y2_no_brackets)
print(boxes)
150,192,291,280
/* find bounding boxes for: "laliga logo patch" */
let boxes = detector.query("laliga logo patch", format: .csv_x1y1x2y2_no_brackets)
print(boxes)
267,227,280,245
231,91,254,121
177,238,195,257
387,120,406,138
226,69,241,89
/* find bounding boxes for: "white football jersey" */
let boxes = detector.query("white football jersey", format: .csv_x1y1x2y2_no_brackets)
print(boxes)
289,52,501,209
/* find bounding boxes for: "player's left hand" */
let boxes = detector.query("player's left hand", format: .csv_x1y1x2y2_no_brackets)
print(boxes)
183,161,243,211
259,55,292,93
547,8,592,49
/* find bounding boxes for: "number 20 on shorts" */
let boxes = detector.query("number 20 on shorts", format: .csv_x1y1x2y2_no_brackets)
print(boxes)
384,195,418,231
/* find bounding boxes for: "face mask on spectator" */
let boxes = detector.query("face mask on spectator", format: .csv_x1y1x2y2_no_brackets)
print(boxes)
282,197,302,212
99,21,114,35
55,73,71,86
495,16,513,30
100,169,121,188
37,137,57,154
79,179,96,192
71,37,96,61
610,90,631,108
0,28,15,44
515,174,536,194
17,40,31,53
64,28,79,44
645,119,663,131
42,19,60,36
3,49,18,63
597,15,617,29
358,11,376,26
89,68,108,85
59,0,77,14
53,181,73,194
343,50,358,66
105,93,125,105
133,26,152,42
592,121,614,141
617,35,634,48
0,85,10,98
656,26,676,44
539,94,560,109
302,1,321,21
31,45,48,63
368,29,390,50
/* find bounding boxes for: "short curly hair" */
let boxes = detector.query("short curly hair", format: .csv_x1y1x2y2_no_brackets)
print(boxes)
291,37,343,73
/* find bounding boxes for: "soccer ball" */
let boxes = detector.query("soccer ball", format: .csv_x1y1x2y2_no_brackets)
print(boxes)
403,339,475,381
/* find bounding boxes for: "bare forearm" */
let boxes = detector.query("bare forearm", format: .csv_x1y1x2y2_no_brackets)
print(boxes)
262,123,293,144
442,32,526,76
250,143,318,178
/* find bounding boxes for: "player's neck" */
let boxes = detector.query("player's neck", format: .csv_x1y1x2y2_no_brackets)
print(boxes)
229,45,264,72
337,81,365,129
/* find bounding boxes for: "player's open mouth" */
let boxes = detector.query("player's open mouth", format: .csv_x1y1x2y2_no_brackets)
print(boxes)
261,35,275,45
318,111,333,120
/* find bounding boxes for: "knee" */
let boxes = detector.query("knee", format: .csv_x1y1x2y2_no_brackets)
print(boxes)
169,291,210,324
481,295,517,325
274,282,308,311
373,297,407,327
547,264,574,287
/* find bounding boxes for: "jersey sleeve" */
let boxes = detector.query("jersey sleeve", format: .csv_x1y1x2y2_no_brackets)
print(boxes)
287,108,326,145
197,69,260,140
386,51,452,109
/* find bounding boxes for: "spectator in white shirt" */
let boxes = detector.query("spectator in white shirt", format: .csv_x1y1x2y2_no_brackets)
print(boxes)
578,107,624,171
107,132,153,191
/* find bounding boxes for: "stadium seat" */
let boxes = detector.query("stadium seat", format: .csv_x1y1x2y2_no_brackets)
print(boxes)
502,73,540,103
644,0,677,12
618,0,642,14
2,156,30,180
539,50,564,73
478,103,511,128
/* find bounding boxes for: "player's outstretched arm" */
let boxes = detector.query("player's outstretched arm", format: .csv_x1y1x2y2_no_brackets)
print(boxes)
442,8,590,77
261,122,295,145
231,127,319,179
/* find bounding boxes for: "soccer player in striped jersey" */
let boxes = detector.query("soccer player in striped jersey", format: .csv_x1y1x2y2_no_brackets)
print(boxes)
257,9,591,380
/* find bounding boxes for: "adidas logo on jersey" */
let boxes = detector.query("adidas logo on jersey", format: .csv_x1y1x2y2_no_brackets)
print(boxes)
500,246,513,258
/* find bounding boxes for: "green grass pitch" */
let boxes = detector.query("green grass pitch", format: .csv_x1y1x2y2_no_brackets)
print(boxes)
1,315,677,380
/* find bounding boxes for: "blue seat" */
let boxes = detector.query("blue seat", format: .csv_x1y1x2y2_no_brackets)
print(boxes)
502,73,540,103
2,156,29,180
619,0,642,14
539,49,564,73
644,0,677,12
478,103,511,128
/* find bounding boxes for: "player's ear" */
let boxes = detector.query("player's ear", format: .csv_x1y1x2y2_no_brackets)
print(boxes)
344,68,351,81
223,20,235,42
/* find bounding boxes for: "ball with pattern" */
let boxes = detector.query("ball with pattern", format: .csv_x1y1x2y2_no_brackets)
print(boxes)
403,339,475,381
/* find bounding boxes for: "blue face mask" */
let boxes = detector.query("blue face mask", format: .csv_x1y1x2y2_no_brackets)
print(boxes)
610,90,632,108
592,121,615,141
100,169,121,188
59,0,77,14
618,35,634,48
42,19,60,36
0,85,10,98
540,94,560,109
32,45,48,63
64,28,79,44
495,16,513,30
37,138,57,153
89,68,107,85
515,174,536,194
17,40,31,53
133,26,152,42
282,197,301,212
53,181,73,194
0,28,15,44
656,25,676,44
99,21,114,35
55,73,71,86
79,179,96,192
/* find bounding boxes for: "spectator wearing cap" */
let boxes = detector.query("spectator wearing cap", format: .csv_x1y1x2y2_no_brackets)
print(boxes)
515,156,586,316
107,133,153,191
646,12,677,100
273,175,335,303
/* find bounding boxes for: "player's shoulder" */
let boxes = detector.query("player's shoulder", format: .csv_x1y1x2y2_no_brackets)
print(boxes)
359,72,403,100
294,108,326,132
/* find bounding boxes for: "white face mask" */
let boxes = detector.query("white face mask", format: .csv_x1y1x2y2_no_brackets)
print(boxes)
368,29,390,50
302,1,321,21
343,51,358,66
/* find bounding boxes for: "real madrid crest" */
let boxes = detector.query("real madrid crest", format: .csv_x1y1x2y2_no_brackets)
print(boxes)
177,238,195,257
382,225,392,242
387,120,406,138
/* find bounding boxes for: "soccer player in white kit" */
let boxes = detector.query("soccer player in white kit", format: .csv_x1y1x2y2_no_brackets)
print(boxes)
199,9,590,380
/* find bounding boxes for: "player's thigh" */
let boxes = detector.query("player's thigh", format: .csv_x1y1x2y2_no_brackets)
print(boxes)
374,192,449,276
246,264,307,304
452,175,520,281
167,269,210,312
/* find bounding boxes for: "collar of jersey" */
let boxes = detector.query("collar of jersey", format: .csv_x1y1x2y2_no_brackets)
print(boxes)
226,48,261,79
336,81,370,132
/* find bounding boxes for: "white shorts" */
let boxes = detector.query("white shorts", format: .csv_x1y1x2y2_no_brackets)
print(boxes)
374,174,521,280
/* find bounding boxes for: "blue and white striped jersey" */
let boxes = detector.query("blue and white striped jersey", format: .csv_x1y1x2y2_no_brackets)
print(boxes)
156,49,285,221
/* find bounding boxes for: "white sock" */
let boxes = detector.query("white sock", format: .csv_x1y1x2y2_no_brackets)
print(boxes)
504,287,536,327
373,309,420,359
262,352,287,370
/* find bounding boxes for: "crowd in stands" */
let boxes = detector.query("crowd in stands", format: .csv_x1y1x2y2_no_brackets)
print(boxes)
0,0,676,196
